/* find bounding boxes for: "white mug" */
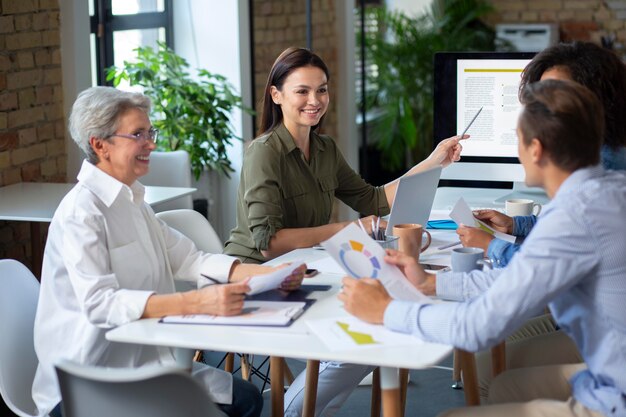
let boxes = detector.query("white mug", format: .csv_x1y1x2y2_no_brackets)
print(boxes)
505,199,542,217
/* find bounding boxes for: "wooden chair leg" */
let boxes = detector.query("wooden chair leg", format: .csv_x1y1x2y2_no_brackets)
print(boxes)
270,356,284,417
458,350,480,406
451,348,463,389
241,354,251,381
192,350,203,363
399,368,409,417
370,367,381,417
302,360,320,417
224,352,235,373
491,341,506,378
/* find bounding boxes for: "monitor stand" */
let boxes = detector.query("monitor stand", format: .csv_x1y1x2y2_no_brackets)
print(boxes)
494,182,549,204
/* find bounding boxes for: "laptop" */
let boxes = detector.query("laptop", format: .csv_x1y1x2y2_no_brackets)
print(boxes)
385,165,442,236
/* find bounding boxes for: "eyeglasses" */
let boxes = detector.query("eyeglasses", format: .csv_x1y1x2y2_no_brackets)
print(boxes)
107,128,158,143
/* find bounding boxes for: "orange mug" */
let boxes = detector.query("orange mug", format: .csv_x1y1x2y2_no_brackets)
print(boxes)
392,223,432,260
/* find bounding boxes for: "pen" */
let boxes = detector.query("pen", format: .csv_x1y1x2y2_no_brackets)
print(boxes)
375,217,381,240
459,106,483,138
371,218,376,240
357,218,367,233
200,273,222,285
437,240,462,250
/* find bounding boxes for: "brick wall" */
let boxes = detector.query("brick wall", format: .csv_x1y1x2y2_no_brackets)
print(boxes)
251,0,339,140
489,0,626,49
0,0,66,268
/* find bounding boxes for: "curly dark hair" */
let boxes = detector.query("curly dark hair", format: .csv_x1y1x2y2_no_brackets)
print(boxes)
519,41,626,150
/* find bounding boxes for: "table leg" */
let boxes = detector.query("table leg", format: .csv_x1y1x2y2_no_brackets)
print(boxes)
380,367,401,417
270,356,284,417
491,341,506,378
458,350,480,406
370,368,381,417
174,348,195,370
30,222,42,278
302,359,319,417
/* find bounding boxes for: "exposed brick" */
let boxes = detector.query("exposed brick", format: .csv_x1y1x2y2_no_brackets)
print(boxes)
0,113,7,129
18,88,36,108
3,167,22,184
21,162,41,181
7,107,45,128
51,48,61,64
17,51,34,68
32,12,49,31
0,132,18,151
604,18,624,30
52,85,63,103
500,11,522,21
11,142,46,165
521,11,539,21
6,31,42,50
7,69,42,89
0,54,10,71
46,138,65,156
0,151,10,169
595,6,613,21
44,103,63,120
616,10,626,19
18,127,37,146
43,68,61,85
254,16,268,29
14,14,33,31
527,1,564,10
0,35,5,50
36,86,54,104
37,122,55,140
40,158,56,176
49,11,59,29
2,0,38,14
0,16,14,34
539,11,558,22
558,10,576,20
34,49,51,66
0,92,18,111
54,120,65,138
41,30,59,47
39,0,59,10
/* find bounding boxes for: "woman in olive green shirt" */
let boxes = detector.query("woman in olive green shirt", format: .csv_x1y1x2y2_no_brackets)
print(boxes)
224,47,465,264
224,47,466,417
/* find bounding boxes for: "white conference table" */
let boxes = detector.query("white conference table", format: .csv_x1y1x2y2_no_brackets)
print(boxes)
0,182,196,275
107,244,455,417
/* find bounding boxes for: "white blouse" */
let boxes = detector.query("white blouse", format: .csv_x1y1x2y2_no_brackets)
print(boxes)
32,160,237,416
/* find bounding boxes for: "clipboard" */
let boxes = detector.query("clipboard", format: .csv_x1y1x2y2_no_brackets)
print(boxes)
160,296,318,327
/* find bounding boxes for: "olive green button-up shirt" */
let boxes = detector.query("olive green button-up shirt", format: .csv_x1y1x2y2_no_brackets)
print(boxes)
224,124,390,263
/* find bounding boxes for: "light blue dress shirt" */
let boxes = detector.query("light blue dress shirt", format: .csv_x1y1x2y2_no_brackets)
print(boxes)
487,144,626,268
384,165,626,416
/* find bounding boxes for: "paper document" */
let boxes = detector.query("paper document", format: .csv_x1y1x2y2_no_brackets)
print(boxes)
247,262,305,295
162,301,307,326
321,223,431,303
306,316,422,351
449,197,516,243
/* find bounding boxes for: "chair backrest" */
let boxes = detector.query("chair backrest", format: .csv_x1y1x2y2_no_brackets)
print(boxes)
141,150,194,212
156,209,223,254
156,209,224,292
0,260,40,417
55,360,224,417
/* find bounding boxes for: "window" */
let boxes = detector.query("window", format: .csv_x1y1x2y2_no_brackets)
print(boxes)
90,0,173,87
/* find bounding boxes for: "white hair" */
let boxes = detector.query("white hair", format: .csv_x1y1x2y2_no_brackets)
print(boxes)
68,86,151,163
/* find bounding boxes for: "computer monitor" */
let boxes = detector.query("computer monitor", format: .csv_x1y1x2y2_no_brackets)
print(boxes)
433,51,538,197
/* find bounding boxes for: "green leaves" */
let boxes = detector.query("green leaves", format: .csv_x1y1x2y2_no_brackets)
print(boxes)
106,41,252,179
362,0,495,171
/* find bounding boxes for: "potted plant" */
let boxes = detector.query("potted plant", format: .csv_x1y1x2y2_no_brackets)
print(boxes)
362,0,497,175
106,41,249,179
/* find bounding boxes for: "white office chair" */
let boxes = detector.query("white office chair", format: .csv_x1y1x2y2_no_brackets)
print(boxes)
55,360,225,417
0,259,40,417
156,209,222,254
141,150,194,212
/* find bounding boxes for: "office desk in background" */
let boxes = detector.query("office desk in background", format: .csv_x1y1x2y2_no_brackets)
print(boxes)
0,182,196,276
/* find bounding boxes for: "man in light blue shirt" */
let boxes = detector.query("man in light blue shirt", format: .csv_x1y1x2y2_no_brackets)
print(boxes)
340,79,626,417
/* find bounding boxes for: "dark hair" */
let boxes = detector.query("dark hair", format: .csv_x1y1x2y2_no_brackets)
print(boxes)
258,47,330,136
519,41,626,150
519,79,604,171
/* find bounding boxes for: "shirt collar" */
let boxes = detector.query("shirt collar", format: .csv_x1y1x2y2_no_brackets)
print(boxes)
274,123,327,156
552,164,605,201
76,160,146,207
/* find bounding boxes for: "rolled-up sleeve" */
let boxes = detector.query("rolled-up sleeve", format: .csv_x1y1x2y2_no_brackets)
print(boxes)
242,142,285,251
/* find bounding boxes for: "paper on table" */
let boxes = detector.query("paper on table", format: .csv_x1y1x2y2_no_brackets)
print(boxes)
449,197,516,243
162,301,307,326
247,262,305,295
321,223,431,303
306,316,422,351
306,256,345,275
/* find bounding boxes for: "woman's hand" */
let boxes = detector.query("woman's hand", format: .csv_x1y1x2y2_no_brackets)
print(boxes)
338,277,391,324
426,135,468,168
473,210,514,234
195,279,250,316
456,225,494,252
278,263,307,291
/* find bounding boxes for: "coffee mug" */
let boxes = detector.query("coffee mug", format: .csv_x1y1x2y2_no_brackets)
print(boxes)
505,199,542,217
392,223,432,260
451,247,491,272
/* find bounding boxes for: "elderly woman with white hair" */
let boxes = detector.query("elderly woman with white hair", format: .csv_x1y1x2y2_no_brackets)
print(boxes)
32,86,305,417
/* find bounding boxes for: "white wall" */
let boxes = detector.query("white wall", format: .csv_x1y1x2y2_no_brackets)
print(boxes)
59,0,92,181
173,0,251,240
386,0,431,16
